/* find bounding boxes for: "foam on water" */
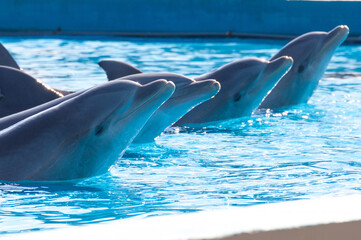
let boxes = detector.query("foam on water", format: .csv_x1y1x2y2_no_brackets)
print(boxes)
1,37,361,234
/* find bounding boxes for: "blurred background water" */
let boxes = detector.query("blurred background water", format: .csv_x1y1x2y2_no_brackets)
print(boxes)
1,36,361,234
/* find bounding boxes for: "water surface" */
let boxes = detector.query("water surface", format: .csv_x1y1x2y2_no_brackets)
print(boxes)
1,36,361,234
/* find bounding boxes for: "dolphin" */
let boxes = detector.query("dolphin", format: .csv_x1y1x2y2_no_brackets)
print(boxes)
176,57,293,125
0,79,175,181
259,25,349,109
100,57,293,126
99,60,221,143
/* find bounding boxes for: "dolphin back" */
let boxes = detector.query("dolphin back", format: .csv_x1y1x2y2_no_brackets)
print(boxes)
98,60,142,80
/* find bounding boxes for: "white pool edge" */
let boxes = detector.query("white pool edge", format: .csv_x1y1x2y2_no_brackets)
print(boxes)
2,194,361,240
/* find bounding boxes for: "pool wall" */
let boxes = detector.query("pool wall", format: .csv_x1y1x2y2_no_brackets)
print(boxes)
3,195,361,240
0,0,360,41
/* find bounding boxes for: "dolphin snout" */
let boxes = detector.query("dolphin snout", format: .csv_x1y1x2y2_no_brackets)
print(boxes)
328,25,349,36
326,25,349,46
133,79,175,109
172,79,220,103
111,79,175,129
191,79,221,100
139,79,175,99
194,79,221,93
254,56,293,94
267,56,293,76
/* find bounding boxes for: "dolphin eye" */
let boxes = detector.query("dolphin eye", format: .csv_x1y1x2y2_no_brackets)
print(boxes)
298,64,305,73
234,93,242,102
95,126,104,136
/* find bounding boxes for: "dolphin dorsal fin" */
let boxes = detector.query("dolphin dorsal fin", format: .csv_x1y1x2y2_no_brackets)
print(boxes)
0,66,62,97
0,43,21,70
98,60,142,80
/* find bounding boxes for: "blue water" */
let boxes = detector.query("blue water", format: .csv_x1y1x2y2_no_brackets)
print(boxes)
1,37,361,234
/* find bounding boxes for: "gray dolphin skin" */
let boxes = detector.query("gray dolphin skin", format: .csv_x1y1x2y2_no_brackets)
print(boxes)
0,79,175,181
99,60,221,143
259,25,349,109
173,56,293,126
0,66,62,117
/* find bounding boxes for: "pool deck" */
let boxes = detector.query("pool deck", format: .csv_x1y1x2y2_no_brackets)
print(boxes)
0,0,361,42
2,195,361,240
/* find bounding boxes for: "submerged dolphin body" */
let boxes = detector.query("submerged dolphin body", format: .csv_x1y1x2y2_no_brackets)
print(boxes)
100,57,293,126
99,60,221,143
0,79,175,181
259,25,349,109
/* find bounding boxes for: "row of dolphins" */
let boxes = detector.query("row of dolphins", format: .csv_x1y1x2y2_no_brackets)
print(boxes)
0,25,349,182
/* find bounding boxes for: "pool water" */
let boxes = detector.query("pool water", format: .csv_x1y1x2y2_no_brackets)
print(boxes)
1,36,361,234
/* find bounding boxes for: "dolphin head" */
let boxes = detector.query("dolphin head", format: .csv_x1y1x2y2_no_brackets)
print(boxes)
177,57,292,124
260,25,349,109
121,73,220,143
61,79,175,179
273,25,349,82
0,79,175,181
